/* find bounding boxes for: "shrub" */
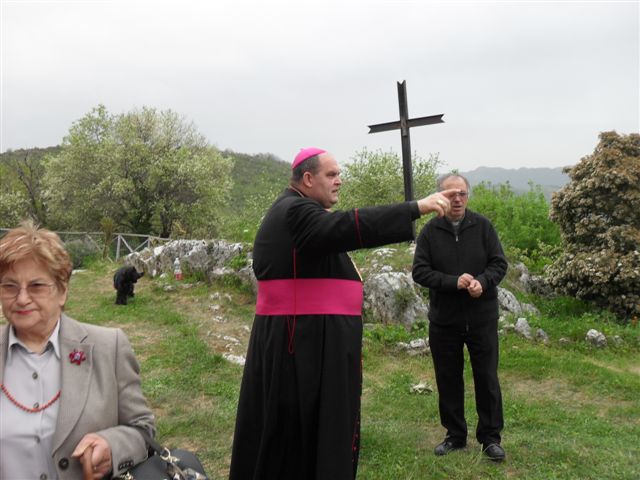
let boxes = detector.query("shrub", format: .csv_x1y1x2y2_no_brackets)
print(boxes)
467,182,561,272
338,148,441,208
547,131,640,321
65,239,100,268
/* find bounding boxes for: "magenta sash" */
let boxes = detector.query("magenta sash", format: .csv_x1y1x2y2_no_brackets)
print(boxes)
256,278,363,316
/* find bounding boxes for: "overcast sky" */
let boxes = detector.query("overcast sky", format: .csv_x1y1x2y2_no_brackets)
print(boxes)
1,0,638,172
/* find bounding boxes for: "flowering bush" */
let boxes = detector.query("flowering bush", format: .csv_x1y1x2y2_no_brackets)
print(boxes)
547,131,640,321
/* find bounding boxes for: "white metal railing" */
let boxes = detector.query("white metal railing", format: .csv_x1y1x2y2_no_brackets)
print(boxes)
0,229,170,260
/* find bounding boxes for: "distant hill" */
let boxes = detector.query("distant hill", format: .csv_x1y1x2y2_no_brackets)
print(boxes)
2,146,572,208
455,166,571,199
0,146,61,165
222,149,289,213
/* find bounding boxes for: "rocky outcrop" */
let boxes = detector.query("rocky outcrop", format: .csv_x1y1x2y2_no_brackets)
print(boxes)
126,242,546,332
512,262,554,296
363,272,428,328
585,329,607,348
498,287,540,316
125,239,246,280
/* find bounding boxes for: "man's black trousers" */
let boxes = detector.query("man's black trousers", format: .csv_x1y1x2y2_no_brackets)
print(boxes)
429,319,503,445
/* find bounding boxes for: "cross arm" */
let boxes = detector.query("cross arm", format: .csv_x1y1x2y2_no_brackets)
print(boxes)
368,114,444,134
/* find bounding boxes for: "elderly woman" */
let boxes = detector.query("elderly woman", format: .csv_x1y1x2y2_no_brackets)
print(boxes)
0,221,155,479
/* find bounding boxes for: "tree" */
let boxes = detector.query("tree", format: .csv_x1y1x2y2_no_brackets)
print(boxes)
547,131,640,320
0,190,29,228
0,147,60,226
44,105,233,237
338,148,441,210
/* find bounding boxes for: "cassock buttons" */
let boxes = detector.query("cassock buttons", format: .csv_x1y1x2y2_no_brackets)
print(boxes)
39,474,47,480
32,371,39,379
58,458,69,469
33,402,40,409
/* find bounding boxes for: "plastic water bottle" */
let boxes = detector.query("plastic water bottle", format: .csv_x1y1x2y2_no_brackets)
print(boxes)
173,258,183,280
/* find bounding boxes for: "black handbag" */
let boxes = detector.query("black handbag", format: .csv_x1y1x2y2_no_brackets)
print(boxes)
114,429,209,480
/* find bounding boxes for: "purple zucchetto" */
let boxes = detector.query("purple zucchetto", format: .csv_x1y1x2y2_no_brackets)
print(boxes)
292,147,326,169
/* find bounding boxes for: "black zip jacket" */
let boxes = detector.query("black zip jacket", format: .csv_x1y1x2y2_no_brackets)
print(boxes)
412,209,508,329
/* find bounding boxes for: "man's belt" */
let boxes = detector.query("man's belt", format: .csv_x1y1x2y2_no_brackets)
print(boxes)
256,278,363,316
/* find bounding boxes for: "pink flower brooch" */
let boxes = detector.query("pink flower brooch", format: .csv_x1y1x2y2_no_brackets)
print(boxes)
69,349,86,365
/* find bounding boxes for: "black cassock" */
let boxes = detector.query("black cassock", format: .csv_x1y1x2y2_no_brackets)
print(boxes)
229,188,420,480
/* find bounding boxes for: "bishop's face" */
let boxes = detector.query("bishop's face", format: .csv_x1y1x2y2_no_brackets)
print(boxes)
307,153,342,208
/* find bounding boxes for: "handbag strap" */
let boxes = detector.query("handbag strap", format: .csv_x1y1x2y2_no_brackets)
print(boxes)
133,426,166,456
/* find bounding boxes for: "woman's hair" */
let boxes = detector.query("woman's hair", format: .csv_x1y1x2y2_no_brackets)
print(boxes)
0,220,73,290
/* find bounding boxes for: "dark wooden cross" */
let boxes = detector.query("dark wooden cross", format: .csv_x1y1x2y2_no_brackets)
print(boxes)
368,80,444,205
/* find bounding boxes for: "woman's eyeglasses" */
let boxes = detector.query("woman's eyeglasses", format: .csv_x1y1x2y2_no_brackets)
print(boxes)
0,283,56,299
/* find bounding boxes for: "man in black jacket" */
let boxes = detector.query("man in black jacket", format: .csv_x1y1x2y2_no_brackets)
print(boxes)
412,173,508,462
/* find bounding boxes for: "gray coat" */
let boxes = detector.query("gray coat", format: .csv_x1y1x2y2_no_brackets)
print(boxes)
0,313,155,478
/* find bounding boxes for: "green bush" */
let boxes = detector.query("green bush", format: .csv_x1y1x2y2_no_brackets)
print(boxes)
547,131,640,321
65,239,100,268
468,182,561,272
338,149,441,209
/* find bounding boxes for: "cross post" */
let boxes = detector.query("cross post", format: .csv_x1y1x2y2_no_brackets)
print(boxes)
368,80,444,213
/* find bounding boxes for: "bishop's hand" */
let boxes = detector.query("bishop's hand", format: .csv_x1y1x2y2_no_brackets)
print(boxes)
417,189,458,217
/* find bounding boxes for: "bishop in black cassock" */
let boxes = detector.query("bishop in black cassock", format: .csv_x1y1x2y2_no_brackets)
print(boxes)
229,148,455,480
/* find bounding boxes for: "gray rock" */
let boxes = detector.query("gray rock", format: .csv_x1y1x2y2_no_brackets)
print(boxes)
535,328,550,344
125,239,254,289
528,274,555,297
511,262,554,296
514,317,533,339
498,287,540,316
372,247,396,258
611,335,624,346
237,262,258,294
513,262,531,291
585,329,607,348
397,337,430,356
223,353,246,366
409,381,433,394
364,272,428,328
126,239,245,278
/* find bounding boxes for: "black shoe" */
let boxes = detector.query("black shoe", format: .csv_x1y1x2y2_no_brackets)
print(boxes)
434,439,466,456
482,443,505,462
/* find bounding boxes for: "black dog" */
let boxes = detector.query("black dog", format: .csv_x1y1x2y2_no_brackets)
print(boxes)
113,266,144,305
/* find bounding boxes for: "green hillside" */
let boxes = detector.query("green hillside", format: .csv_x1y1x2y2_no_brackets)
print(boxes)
221,149,290,213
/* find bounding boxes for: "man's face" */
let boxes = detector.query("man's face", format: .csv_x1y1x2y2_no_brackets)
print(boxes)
440,176,469,220
307,153,342,208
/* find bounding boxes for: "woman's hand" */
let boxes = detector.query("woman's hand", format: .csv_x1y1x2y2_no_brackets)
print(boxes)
72,433,112,479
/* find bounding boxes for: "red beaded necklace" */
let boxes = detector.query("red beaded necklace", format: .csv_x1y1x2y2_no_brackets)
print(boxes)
0,384,61,413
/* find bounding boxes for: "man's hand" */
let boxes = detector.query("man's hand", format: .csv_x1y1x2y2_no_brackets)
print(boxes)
457,273,474,290
71,433,112,479
467,279,483,298
417,189,459,217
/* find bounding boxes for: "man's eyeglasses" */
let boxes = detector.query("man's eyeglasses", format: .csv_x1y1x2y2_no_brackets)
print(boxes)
453,191,468,198
0,283,56,299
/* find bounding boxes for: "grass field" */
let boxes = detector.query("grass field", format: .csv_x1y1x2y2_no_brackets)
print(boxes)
24,259,640,480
